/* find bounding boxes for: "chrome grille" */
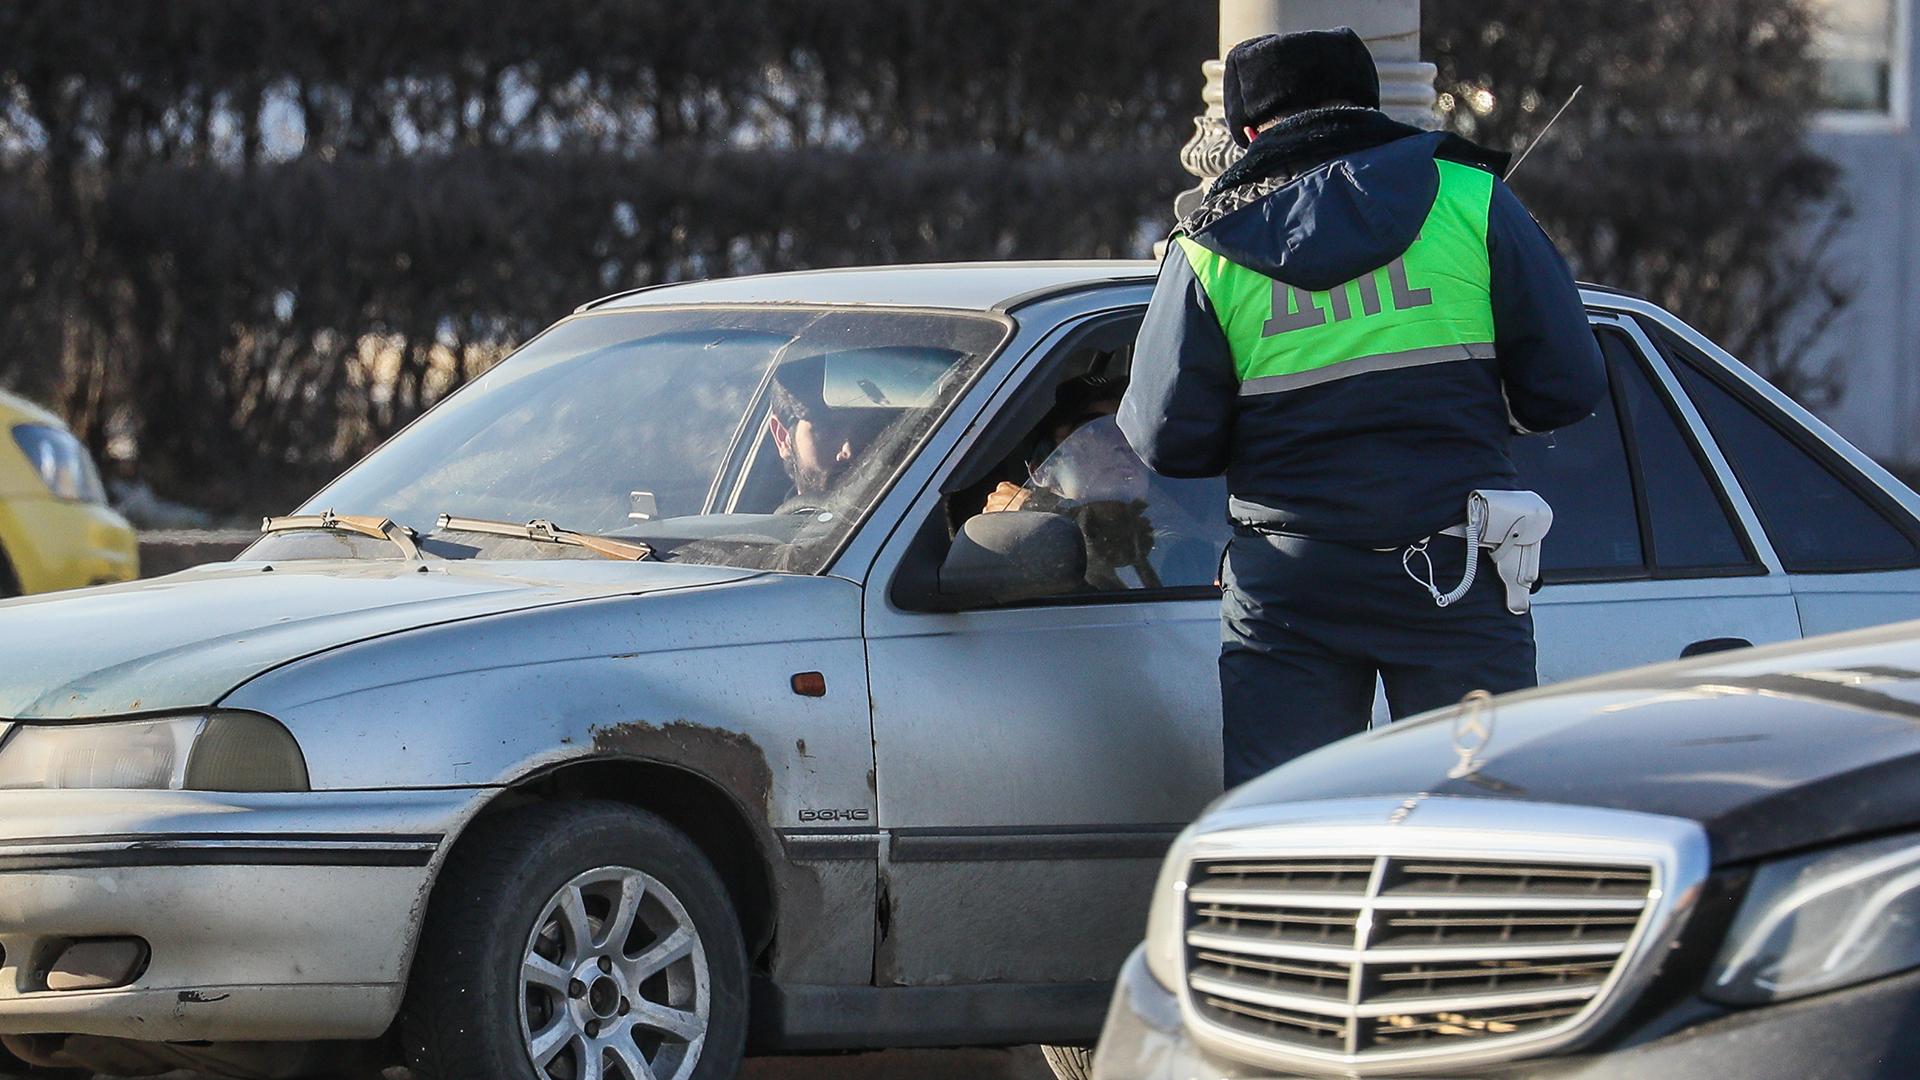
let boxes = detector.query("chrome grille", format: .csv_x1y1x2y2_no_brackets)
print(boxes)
1183,854,1657,1069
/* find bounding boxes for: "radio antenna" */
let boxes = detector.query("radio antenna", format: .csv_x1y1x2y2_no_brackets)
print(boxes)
1506,85,1584,179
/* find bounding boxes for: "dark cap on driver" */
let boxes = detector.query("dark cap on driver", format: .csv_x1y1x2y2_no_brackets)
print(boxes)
1224,27,1382,147
772,355,829,413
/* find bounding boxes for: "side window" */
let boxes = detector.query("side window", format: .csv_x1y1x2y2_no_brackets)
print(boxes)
1605,332,1756,572
1021,417,1228,591
1510,341,1645,580
1657,328,1920,572
1011,413,1228,592
933,315,1230,602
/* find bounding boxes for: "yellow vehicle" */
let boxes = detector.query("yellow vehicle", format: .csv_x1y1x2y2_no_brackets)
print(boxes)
0,389,138,596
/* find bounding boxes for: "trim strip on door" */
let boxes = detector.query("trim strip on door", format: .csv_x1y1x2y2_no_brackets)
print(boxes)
888,824,1185,863
779,829,882,862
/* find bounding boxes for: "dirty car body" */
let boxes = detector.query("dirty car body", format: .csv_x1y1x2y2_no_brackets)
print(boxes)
1,263,1920,1076
1096,619,1920,1079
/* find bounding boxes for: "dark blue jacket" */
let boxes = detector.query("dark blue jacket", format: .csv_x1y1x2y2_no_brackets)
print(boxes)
1119,111,1605,548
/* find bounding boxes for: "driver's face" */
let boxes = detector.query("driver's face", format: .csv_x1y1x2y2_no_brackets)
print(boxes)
781,412,878,496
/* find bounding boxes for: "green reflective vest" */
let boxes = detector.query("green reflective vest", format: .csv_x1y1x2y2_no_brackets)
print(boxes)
1177,160,1497,397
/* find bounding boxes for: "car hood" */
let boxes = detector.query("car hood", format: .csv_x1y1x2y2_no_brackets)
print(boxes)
1219,620,1920,865
0,558,755,720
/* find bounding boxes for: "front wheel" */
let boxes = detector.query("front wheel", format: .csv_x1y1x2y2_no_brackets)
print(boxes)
400,801,748,1080
0,1042,87,1078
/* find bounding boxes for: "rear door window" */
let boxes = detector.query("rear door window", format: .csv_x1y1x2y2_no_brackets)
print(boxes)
1656,328,1920,572
1605,332,1755,572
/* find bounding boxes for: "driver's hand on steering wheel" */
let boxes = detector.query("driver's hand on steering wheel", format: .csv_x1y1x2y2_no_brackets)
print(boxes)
981,482,1032,514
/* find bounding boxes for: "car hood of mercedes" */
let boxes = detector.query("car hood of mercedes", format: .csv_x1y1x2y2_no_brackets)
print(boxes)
1219,619,1920,864
0,558,754,720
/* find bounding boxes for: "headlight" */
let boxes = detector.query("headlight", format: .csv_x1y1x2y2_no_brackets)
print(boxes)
1144,824,1200,989
0,712,309,792
11,423,107,504
1708,833,1920,1004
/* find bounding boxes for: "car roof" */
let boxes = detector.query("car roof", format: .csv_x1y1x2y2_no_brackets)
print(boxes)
581,259,1645,315
582,261,1159,313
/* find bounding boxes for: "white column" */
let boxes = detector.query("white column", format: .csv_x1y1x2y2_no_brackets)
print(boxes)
1176,0,1438,219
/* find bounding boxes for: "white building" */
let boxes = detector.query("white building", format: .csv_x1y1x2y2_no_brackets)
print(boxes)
1810,0,1917,467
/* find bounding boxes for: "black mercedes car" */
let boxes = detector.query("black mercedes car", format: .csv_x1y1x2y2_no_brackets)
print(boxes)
1095,618,1920,1078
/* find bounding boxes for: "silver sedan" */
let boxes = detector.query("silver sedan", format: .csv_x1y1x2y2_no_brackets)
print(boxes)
0,263,1916,1079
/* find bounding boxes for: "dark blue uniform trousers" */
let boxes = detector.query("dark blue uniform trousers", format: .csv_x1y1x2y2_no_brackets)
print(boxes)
1220,527,1538,787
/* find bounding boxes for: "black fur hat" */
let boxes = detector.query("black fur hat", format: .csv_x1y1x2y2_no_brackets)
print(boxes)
1224,28,1382,147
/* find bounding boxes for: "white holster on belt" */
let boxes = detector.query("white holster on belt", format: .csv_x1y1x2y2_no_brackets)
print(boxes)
1411,490,1555,615
1472,489,1553,615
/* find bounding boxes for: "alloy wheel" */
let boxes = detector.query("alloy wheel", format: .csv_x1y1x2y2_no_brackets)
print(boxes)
518,866,711,1080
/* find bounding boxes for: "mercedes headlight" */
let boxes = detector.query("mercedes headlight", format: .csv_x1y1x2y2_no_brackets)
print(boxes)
0,712,309,792
1708,833,1920,1004
11,423,107,505
1143,824,1200,989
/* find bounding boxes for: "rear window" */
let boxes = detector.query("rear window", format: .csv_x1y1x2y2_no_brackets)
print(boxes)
1656,329,1920,573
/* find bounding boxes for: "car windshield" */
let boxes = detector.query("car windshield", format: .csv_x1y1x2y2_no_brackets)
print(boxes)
264,305,1010,573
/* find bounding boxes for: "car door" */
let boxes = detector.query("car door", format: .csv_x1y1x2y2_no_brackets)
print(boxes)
860,308,1229,989
1638,317,1920,636
1517,316,1805,681
853,302,1809,992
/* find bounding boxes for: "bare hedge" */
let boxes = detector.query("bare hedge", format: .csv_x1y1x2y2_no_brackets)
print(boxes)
0,0,1846,513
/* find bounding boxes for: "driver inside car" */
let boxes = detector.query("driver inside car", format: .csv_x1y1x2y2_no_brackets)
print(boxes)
766,354,897,508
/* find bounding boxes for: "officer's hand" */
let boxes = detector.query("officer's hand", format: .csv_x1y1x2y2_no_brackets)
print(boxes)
982,482,1031,514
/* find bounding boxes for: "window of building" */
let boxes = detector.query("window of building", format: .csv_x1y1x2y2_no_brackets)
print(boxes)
1812,0,1910,122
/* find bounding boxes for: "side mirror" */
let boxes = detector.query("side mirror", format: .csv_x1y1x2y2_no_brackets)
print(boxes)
937,511,1087,608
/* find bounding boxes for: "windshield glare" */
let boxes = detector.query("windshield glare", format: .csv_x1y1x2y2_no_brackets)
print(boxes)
285,306,1010,573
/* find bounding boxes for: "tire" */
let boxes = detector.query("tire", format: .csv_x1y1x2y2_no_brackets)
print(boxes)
0,1039,88,1077
0,1065,88,1078
1041,1044,1096,1080
0,548,19,599
399,800,749,1080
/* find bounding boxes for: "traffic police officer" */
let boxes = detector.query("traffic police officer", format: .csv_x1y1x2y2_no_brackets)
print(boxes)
1119,28,1605,787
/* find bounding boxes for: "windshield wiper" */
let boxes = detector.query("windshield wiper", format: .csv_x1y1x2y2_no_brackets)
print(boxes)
434,514,653,562
260,509,423,560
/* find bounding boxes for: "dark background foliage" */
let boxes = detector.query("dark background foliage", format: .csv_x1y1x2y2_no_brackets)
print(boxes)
0,0,1845,517
1427,0,1851,406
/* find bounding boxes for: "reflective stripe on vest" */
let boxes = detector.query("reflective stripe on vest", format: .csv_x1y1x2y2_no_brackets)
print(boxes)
1177,159,1498,398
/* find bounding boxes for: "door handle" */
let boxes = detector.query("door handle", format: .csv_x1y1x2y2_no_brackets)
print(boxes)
1681,637,1752,659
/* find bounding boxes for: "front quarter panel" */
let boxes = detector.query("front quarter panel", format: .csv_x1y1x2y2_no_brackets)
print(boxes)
222,573,875,832
228,571,880,990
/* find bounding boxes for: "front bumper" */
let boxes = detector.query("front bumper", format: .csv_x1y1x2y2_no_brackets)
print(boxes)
1095,944,1920,1080
0,787,484,1042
